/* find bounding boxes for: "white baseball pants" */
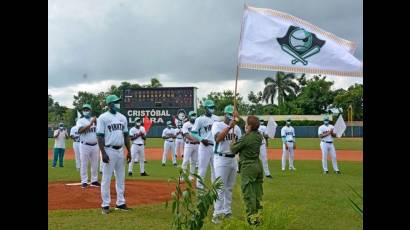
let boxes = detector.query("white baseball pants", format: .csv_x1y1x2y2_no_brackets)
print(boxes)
79,143,100,184
73,142,81,170
162,141,176,164
196,143,215,189
259,144,271,176
128,144,145,173
213,155,237,217
282,142,295,170
175,138,184,158
134,148,145,162
320,142,339,172
101,147,126,207
181,144,198,175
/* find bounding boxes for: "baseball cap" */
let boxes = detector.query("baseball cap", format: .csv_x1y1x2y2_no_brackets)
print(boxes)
82,104,92,110
105,95,121,104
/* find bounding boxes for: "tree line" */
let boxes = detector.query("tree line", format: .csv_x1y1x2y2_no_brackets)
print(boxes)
48,73,362,127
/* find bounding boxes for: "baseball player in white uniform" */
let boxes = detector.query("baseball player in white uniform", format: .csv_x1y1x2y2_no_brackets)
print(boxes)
128,118,148,176
211,105,241,224
190,99,220,189
181,111,199,180
318,116,341,174
281,118,296,171
97,95,131,214
175,111,186,160
77,104,100,188
162,121,177,166
69,123,81,171
258,120,272,178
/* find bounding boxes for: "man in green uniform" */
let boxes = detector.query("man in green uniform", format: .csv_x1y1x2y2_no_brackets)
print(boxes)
231,115,263,225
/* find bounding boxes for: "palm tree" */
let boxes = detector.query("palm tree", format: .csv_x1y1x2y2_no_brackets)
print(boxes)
262,72,300,106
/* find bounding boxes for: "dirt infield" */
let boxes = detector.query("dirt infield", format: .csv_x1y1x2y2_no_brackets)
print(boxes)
49,148,363,161
48,180,175,210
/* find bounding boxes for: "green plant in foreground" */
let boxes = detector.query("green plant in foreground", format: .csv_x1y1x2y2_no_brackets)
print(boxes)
166,168,223,230
346,184,363,217
222,202,298,230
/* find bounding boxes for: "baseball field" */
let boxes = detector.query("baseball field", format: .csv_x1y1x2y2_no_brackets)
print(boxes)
48,138,363,229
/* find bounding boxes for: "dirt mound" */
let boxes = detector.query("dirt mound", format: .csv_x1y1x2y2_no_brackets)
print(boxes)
48,180,175,210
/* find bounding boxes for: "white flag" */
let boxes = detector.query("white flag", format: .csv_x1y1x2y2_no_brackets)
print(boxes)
333,114,347,138
77,110,81,119
266,116,278,139
238,5,362,77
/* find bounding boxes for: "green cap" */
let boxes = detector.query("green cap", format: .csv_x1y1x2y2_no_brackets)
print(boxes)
224,105,234,114
286,117,292,122
82,104,92,110
188,111,197,117
105,95,121,104
203,99,215,107
166,121,172,125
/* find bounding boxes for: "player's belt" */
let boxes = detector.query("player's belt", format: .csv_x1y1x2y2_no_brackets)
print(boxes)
185,141,199,145
133,143,144,146
215,153,235,158
81,142,97,146
74,140,80,143
322,141,333,143
176,138,182,139
286,140,294,143
200,142,214,146
166,140,174,142
105,145,122,150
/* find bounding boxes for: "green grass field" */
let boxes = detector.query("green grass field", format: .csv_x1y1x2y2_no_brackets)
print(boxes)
48,158,363,229
48,137,363,151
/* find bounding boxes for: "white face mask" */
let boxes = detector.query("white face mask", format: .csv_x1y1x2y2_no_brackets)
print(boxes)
114,103,120,110
226,114,233,122
83,111,90,117
136,123,141,126
208,108,214,114
324,121,329,125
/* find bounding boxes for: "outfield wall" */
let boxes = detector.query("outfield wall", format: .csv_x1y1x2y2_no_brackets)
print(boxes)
49,125,363,138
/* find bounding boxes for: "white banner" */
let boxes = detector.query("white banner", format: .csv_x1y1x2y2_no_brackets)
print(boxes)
266,116,278,139
238,5,363,77
333,114,347,138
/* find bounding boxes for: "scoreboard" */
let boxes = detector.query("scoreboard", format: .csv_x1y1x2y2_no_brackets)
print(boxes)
121,87,198,137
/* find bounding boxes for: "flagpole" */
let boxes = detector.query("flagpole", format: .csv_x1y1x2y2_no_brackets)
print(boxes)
233,64,240,110
233,4,247,112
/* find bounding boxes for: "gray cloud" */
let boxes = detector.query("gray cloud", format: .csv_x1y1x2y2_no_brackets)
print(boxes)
48,0,362,89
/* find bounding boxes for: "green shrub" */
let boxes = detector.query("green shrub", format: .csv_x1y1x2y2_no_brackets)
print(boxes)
166,168,223,230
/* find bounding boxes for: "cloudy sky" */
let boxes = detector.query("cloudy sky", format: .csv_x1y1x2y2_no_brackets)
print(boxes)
48,0,363,108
